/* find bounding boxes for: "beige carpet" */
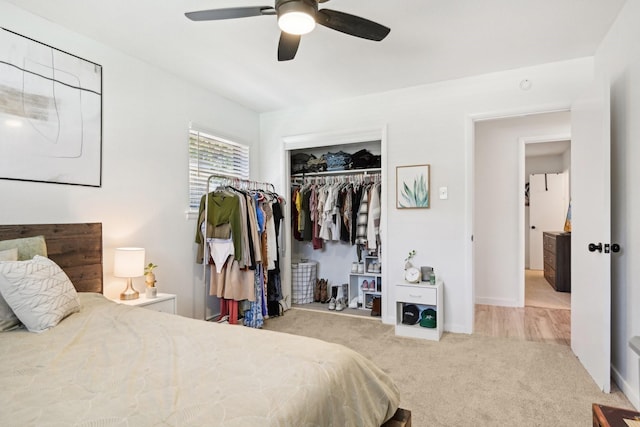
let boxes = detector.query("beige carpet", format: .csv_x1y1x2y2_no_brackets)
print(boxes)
526,269,571,310
263,309,633,426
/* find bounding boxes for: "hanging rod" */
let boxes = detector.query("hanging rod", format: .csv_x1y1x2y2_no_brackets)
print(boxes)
207,173,276,192
291,167,381,178
291,171,381,186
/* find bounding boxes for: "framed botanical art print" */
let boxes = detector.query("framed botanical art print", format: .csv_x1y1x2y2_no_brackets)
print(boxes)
396,164,430,209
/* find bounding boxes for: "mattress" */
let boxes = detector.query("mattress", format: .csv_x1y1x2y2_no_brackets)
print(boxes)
0,293,400,426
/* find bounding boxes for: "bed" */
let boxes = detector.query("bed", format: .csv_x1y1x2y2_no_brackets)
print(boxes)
0,223,404,426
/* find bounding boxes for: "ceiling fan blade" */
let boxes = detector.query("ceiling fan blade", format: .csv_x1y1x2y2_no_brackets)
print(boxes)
278,32,301,61
185,7,275,21
316,9,390,41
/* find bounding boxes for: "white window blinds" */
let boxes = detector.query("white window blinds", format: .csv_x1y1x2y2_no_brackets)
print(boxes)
188,129,249,210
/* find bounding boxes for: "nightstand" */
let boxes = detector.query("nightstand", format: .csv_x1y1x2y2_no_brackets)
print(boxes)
112,293,177,314
395,281,443,341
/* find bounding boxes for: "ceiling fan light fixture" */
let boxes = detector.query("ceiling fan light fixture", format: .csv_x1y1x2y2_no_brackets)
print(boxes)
277,0,317,35
278,11,315,34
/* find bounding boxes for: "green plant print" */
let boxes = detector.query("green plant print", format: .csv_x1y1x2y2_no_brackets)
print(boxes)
399,174,429,208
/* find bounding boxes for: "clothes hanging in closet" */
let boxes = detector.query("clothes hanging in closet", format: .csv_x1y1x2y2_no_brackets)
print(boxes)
195,186,285,327
291,180,381,253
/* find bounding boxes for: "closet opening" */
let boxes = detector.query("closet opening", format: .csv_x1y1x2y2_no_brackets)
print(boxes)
282,129,389,322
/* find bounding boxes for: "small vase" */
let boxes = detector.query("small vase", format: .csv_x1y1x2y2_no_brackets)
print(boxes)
145,287,157,299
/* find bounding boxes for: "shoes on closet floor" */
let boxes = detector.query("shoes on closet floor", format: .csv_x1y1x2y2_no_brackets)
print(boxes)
335,299,345,311
319,279,328,302
328,297,336,310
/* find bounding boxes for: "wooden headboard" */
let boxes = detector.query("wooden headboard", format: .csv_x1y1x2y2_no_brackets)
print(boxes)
0,223,103,293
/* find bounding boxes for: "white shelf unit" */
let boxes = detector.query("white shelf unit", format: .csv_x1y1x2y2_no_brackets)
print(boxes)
348,256,382,310
395,282,443,341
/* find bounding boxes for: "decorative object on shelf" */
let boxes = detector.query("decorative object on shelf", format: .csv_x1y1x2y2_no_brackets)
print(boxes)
404,249,416,269
404,267,421,283
114,248,145,300
396,164,430,209
144,262,158,287
403,249,420,283
144,262,158,299
420,266,433,282
145,286,157,299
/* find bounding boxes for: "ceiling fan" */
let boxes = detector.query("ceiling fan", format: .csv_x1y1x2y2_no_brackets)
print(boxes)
185,0,390,61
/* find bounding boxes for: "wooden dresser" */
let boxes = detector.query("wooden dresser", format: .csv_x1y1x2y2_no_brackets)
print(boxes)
543,231,571,292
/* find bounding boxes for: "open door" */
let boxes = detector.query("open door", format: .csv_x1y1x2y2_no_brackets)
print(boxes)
571,78,612,392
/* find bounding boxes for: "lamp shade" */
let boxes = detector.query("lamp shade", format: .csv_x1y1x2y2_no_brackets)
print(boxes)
277,0,316,35
114,247,145,278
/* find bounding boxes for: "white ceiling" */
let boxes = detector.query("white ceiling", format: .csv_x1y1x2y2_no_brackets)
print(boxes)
526,140,571,158
6,0,626,113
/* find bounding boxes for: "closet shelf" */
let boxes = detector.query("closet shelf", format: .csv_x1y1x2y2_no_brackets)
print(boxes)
291,168,381,178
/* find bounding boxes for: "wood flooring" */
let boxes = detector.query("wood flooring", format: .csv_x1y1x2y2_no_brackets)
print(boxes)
474,270,571,346
475,304,571,345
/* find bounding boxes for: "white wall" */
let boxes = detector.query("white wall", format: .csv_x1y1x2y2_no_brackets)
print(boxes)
593,0,640,409
474,112,570,305
260,59,593,333
0,1,261,318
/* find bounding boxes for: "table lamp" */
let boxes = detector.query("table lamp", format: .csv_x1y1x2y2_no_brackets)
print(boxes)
114,247,145,300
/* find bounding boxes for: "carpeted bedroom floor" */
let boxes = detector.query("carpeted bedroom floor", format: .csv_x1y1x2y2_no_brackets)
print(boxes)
263,308,633,426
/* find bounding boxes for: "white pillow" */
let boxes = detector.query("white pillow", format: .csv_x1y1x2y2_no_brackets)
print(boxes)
0,255,80,333
0,248,21,331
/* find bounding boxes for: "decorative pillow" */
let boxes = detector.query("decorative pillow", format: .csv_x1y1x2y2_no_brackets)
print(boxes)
0,235,47,260
0,248,18,261
0,255,80,333
0,248,21,331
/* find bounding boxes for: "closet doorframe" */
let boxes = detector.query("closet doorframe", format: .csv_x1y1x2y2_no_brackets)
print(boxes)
281,125,391,324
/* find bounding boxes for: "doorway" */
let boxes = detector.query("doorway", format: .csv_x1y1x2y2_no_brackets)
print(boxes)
472,110,572,345
524,140,571,312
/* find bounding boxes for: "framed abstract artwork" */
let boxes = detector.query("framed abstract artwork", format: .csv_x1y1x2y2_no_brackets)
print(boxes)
0,28,102,187
396,164,430,209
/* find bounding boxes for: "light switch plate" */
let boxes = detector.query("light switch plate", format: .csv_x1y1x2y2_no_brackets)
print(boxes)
439,187,448,200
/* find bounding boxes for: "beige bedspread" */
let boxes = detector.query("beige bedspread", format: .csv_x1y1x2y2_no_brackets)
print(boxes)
0,293,399,426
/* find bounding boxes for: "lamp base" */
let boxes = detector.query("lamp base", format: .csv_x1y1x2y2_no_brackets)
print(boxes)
120,278,139,300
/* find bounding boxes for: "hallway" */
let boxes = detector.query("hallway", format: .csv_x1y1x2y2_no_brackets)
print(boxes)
475,270,571,346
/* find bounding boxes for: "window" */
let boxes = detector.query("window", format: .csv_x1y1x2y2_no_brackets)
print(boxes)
188,129,249,211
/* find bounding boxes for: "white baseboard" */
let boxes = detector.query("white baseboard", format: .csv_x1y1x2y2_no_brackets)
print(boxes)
612,364,640,410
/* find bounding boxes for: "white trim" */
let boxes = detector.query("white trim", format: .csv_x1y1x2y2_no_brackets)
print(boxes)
518,132,571,307
281,124,391,323
466,102,572,334
612,363,640,410
282,126,384,150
